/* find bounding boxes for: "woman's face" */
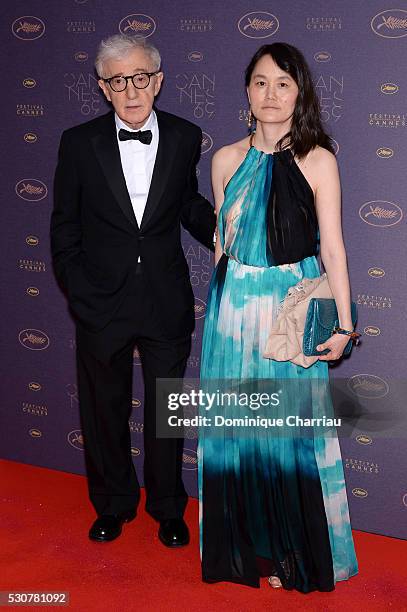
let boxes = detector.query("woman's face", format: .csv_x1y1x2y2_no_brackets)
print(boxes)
247,54,299,128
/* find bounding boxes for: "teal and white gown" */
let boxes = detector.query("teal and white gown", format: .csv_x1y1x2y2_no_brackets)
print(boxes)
198,145,358,592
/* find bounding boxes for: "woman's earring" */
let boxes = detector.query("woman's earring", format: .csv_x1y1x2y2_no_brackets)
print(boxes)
247,108,253,130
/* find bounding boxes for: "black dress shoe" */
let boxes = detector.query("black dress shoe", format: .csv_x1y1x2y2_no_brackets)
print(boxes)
89,510,136,542
158,518,190,547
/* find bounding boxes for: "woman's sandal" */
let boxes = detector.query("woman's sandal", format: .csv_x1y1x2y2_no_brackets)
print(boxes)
268,575,282,589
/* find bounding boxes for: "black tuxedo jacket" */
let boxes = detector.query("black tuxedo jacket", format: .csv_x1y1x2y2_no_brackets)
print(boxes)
50,109,215,338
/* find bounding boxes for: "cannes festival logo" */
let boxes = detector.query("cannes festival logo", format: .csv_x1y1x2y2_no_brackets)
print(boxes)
359,201,402,227
26,287,40,297
29,382,42,391
119,14,156,37
201,131,213,155
23,78,36,88
352,487,368,498
188,51,204,62
15,179,47,202
376,147,393,158
12,16,45,40
182,448,198,470
368,267,385,278
19,329,50,351
74,51,88,62
26,235,39,246
364,326,381,337
380,82,399,94
356,434,373,445
347,374,389,399
194,297,207,319
238,11,279,38
24,133,38,143
314,51,332,63
68,429,84,450
29,428,42,438
371,9,407,38
331,138,339,155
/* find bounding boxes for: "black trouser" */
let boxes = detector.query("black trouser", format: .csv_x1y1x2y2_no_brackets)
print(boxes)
75,268,190,521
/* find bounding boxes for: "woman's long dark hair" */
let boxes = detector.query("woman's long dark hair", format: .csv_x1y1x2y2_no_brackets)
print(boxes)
245,43,334,158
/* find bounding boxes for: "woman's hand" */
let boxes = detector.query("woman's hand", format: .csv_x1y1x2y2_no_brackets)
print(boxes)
316,333,351,361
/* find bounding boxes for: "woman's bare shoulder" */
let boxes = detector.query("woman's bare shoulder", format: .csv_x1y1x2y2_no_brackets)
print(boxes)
296,145,338,193
212,137,250,184
212,137,249,165
304,145,338,170
296,146,338,183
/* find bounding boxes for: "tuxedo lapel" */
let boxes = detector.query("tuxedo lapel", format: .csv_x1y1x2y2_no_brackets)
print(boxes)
91,112,139,231
140,110,181,231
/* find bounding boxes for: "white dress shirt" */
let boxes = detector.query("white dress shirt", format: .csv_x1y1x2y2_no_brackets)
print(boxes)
115,111,159,263
115,111,159,228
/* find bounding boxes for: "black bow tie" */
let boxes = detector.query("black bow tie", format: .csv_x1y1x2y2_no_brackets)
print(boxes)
118,128,152,145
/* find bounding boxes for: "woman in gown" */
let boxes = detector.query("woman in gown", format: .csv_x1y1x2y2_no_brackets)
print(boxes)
198,43,358,593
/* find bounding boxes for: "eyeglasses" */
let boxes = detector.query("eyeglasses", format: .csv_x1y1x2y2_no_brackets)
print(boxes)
103,71,159,92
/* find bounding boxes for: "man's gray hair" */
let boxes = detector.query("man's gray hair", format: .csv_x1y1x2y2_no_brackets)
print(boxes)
95,34,161,78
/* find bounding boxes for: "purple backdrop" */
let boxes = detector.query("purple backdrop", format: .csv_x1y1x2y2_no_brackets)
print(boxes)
1,1,406,539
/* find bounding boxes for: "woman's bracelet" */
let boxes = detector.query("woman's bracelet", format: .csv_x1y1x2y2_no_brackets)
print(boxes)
333,327,361,344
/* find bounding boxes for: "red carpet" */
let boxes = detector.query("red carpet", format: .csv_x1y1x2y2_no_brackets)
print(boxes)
1,459,406,611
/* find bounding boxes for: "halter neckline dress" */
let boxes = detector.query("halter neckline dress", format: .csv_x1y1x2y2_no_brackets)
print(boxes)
198,145,358,593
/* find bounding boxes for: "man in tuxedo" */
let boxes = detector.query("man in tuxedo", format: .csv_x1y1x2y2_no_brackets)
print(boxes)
50,34,215,546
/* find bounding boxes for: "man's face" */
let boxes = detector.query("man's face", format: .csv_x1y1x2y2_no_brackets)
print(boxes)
98,48,163,129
